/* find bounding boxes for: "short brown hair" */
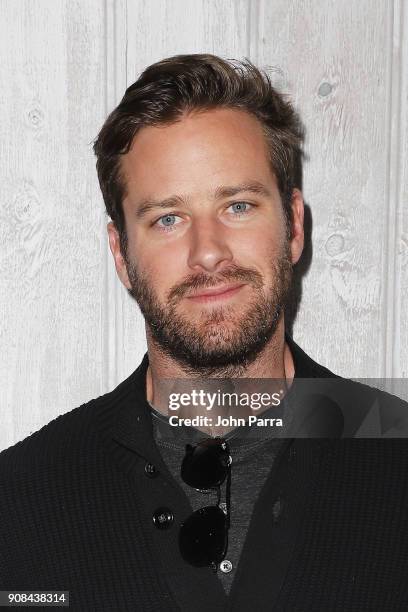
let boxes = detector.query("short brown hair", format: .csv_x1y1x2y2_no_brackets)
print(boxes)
93,53,304,253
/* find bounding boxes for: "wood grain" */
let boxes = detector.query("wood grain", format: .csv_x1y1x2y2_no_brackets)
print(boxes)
0,0,107,449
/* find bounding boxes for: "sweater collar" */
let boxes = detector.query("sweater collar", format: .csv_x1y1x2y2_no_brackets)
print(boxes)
109,335,334,460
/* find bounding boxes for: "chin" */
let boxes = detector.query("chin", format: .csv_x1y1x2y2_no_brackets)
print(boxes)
185,304,242,326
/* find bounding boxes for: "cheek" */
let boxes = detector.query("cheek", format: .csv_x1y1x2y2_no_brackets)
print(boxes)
233,225,284,265
132,219,194,273
134,242,184,295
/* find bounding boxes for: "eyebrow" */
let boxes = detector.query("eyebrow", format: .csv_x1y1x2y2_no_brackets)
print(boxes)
134,181,272,220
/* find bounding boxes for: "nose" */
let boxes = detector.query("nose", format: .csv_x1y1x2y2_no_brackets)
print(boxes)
187,217,233,273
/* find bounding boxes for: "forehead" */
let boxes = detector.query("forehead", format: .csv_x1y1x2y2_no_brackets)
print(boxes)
121,108,277,203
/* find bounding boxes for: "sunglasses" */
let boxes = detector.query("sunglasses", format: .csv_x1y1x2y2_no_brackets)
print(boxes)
179,437,232,571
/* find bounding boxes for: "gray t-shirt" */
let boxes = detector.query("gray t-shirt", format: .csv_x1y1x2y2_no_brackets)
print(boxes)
150,406,286,594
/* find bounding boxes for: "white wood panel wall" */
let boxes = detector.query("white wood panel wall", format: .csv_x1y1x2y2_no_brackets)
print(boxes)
0,0,406,451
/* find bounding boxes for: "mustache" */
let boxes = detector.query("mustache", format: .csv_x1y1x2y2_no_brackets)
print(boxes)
167,264,264,303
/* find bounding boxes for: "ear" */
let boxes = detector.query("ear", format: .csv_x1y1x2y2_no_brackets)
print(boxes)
107,222,132,290
289,188,304,265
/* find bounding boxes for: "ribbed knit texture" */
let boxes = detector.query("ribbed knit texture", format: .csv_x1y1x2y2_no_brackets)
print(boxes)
1,337,408,611
0,381,180,611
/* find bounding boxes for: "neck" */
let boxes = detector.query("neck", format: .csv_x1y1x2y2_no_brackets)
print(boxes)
145,317,295,436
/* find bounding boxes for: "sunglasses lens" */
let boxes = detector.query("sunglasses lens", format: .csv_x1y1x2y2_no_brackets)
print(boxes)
179,506,227,567
181,439,230,489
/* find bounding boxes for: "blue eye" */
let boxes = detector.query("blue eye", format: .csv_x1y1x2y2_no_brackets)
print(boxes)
159,214,177,226
229,202,252,215
155,213,182,231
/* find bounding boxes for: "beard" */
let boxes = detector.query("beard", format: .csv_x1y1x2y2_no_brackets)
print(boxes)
124,242,293,376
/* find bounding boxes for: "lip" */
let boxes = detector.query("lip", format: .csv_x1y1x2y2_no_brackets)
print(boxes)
186,283,245,302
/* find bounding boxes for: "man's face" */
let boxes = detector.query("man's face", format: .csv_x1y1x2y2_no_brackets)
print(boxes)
109,108,303,373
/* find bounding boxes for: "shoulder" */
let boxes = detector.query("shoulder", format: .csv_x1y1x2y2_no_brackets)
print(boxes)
0,369,138,480
287,336,408,436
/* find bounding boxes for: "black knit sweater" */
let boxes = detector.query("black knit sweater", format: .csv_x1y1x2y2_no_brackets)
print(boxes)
1,338,408,611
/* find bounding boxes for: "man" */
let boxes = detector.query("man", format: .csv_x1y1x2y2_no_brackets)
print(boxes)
1,54,408,611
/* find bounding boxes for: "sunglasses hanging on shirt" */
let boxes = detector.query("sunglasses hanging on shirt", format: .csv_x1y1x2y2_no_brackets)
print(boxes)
179,437,232,572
